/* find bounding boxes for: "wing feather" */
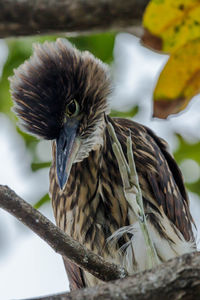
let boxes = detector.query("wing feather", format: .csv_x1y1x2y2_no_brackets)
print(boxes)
112,117,195,242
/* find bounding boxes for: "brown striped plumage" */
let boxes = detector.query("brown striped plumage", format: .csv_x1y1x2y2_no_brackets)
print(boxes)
10,38,196,291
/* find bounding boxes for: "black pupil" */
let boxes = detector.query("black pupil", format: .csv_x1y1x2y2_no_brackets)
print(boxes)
68,101,76,115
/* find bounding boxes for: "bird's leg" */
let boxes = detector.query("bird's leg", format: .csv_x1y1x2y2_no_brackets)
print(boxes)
107,121,159,269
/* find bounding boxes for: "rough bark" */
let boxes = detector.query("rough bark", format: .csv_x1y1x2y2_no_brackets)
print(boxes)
0,185,127,282
30,251,200,300
0,0,149,38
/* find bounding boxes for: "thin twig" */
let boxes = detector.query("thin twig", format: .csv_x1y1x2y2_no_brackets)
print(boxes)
0,185,128,282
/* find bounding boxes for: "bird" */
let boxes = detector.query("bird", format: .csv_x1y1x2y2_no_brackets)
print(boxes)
10,38,196,290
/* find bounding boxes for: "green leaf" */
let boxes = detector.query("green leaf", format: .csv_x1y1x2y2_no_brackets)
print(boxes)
31,161,51,172
33,194,50,209
110,106,139,118
34,193,50,209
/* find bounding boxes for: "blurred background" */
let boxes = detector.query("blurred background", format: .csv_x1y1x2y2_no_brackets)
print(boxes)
0,33,200,299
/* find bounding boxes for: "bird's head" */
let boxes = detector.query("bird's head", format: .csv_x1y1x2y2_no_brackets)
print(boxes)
10,38,111,189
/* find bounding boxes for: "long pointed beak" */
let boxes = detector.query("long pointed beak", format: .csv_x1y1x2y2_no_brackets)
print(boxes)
56,118,80,190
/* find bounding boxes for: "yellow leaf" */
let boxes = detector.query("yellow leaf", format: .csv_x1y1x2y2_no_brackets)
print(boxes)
143,0,200,52
153,39,200,118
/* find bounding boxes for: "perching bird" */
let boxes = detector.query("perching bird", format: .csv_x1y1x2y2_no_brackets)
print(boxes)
10,38,196,290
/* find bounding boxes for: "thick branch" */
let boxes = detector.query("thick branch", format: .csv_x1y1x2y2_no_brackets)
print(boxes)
29,251,200,300
0,185,127,282
0,0,149,38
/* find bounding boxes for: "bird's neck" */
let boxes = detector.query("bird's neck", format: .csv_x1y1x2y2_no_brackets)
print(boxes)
50,119,131,279
50,118,128,235
68,119,127,222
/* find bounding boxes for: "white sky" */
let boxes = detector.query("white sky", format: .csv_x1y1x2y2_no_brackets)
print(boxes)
0,34,200,299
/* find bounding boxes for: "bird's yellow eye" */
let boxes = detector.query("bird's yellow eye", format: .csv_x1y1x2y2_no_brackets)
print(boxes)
66,99,79,117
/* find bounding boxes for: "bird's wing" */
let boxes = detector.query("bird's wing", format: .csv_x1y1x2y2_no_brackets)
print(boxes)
111,117,195,242
63,258,86,290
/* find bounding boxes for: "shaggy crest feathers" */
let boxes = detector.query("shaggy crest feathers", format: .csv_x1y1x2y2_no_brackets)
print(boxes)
10,38,111,140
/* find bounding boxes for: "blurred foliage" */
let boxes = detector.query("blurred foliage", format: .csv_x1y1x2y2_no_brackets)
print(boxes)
69,33,115,64
174,135,200,165
31,162,51,172
110,106,139,118
186,179,200,196
174,134,200,195
0,32,200,209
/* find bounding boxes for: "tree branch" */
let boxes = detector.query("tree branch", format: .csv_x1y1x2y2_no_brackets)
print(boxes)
0,0,150,38
28,251,200,300
0,185,127,282
1,188,199,300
